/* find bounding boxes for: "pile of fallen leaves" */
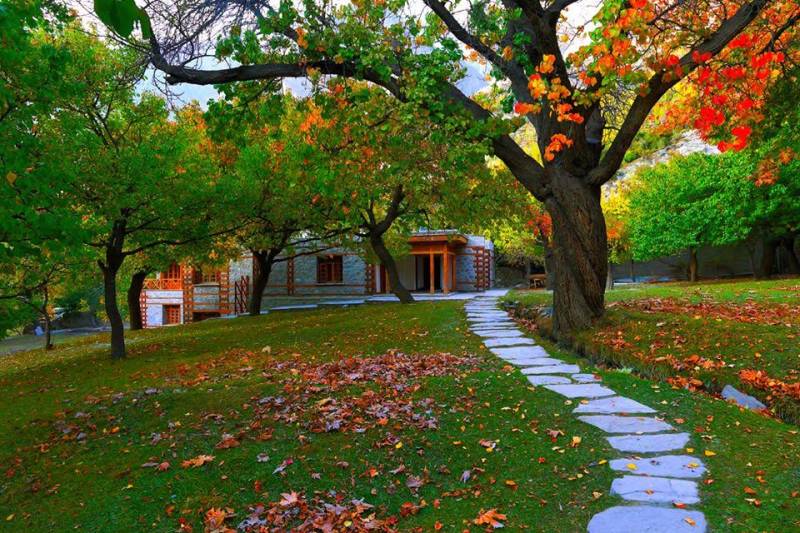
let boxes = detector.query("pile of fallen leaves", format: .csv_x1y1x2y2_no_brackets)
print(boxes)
739,369,800,401
204,492,398,532
252,351,481,437
610,298,799,326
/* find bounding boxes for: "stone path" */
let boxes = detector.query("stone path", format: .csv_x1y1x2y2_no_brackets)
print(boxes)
464,296,708,533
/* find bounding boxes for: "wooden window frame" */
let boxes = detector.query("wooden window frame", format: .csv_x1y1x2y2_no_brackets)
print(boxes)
163,304,181,325
317,255,344,284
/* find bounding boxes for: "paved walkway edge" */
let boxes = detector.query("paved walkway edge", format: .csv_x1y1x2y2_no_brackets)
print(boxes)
463,296,708,533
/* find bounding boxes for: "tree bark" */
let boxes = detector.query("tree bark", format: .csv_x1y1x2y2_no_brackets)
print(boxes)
605,262,615,291
688,247,699,282
544,171,607,339
369,232,414,303
756,237,778,279
249,249,276,316
543,243,555,290
42,287,53,351
100,221,127,359
780,236,800,275
127,270,148,331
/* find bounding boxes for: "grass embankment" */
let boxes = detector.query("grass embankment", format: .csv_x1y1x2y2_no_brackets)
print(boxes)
1,302,614,532
506,279,800,422
504,279,800,532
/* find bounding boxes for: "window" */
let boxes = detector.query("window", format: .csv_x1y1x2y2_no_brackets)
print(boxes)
163,305,181,325
317,255,343,284
192,268,221,284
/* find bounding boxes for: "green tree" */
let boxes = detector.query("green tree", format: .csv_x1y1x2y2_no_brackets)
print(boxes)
98,0,793,338
627,154,753,281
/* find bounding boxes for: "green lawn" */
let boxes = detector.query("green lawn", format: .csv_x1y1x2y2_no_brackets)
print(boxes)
506,278,800,422
1,296,798,532
0,302,615,532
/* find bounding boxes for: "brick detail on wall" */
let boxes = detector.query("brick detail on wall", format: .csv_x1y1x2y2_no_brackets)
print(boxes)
182,268,194,323
471,246,491,290
219,268,230,314
139,291,148,328
365,264,375,294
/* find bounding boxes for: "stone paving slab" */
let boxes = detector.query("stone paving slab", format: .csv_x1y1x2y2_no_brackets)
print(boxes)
489,346,548,359
501,357,553,366
607,433,690,453
521,364,582,375
573,396,656,414
489,346,550,359
544,383,616,398
587,506,707,533
610,475,699,504
271,304,319,311
508,357,568,366
483,337,536,348
571,373,601,383
468,321,516,328
577,415,674,434
609,455,706,479
527,375,572,385
469,325,519,332
473,330,525,338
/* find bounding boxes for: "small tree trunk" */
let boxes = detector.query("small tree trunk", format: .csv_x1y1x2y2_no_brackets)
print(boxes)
757,237,778,279
41,287,53,350
688,247,698,282
543,243,555,290
629,259,635,283
249,250,274,316
127,270,148,331
544,171,607,339
369,232,414,303
100,243,126,359
605,262,614,290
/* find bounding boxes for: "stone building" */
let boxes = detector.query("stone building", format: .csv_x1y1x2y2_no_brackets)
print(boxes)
140,230,494,327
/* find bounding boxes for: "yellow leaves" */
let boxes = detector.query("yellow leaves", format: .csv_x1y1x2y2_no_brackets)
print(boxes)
684,517,697,526
205,507,234,533
627,463,638,470
501,46,514,61
570,436,582,447
295,27,308,48
537,54,556,74
181,454,215,468
5,172,17,185
473,508,507,528
704,450,717,457
528,74,548,99
504,479,518,490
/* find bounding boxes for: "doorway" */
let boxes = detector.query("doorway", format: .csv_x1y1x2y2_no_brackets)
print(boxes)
415,255,442,292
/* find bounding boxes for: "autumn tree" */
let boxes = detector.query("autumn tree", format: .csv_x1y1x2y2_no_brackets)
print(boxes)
97,0,797,337
38,30,220,358
301,84,491,302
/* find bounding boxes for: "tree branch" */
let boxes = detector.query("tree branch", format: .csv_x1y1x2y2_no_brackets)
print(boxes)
588,0,772,186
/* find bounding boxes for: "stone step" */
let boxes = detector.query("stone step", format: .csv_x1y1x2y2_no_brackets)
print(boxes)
483,338,536,348
587,506,706,533
607,433,691,453
522,364,582,375
573,396,656,415
473,330,525,338
610,475,699,505
489,346,548,359
544,383,616,398
571,373,601,383
608,455,706,479
577,415,674,434
527,375,572,386
509,357,567,366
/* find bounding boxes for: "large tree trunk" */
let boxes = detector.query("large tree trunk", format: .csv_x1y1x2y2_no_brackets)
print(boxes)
780,236,800,275
756,237,778,279
688,247,699,282
543,243,555,290
605,262,615,290
369,232,414,304
249,250,275,316
127,270,148,331
544,172,607,339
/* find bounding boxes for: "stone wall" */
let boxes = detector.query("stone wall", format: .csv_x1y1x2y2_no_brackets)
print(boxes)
142,289,182,327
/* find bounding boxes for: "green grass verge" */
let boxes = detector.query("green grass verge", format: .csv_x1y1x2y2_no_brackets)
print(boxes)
0,302,615,532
